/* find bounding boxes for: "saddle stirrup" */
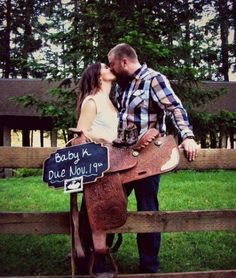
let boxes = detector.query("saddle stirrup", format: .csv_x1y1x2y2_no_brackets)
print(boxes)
89,248,118,278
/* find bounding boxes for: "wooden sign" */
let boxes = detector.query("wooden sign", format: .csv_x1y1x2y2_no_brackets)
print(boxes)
43,142,109,191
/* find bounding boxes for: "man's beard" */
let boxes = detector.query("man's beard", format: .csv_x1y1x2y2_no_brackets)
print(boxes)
116,73,133,90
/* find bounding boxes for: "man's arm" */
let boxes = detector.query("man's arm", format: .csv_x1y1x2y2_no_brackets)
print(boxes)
151,74,199,161
179,138,199,161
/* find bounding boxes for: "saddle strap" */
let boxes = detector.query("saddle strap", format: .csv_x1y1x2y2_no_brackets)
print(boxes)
70,193,85,258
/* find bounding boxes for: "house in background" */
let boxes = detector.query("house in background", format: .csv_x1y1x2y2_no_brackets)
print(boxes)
0,79,60,149
1,79,236,149
197,81,236,149
0,79,63,177
0,78,235,177
1,78,236,147
200,81,236,115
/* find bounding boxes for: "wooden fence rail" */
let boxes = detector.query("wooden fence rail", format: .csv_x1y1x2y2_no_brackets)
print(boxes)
0,147,236,169
1,210,236,235
0,147,236,278
0,270,236,278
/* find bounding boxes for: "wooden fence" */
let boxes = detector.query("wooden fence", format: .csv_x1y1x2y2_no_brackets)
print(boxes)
0,147,236,278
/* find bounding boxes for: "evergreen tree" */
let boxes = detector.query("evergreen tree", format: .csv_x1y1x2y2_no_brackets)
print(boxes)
203,0,234,81
0,0,15,78
0,0,51,78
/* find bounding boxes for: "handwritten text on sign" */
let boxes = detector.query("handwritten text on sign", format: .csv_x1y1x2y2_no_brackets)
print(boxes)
43,142,109,189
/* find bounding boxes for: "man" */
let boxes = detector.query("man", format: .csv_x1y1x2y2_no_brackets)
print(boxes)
108,43,198,273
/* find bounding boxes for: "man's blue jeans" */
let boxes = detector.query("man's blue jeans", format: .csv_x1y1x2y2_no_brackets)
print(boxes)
125,175,161,273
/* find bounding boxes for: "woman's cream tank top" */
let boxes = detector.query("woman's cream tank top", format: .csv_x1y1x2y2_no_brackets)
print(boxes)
82,93,119,143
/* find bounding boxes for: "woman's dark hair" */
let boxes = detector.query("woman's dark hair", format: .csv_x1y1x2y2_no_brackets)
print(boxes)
76,63,101,117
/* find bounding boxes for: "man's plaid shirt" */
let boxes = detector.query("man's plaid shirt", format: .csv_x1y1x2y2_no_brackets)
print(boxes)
115,64,194,140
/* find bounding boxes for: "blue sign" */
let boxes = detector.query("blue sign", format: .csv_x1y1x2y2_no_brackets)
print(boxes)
43,142,109,190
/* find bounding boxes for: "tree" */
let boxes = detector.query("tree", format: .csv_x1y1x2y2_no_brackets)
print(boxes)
0,0,14,78
0,0,52,78
203,0,234,81
231,0,236,73
218,0,230,81
7,0,235,145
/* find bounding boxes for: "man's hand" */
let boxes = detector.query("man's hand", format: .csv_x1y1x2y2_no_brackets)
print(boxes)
179,138,199,161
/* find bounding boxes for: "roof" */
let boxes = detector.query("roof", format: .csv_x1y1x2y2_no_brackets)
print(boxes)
199,81,236,113
0,79,235,119
0,78,59,117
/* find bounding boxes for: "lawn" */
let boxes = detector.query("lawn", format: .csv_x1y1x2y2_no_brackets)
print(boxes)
0,170,235,275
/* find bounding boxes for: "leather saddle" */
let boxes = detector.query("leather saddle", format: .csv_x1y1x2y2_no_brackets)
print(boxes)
69,128,180,277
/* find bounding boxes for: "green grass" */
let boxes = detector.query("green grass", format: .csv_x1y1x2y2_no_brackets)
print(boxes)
0,170,236,275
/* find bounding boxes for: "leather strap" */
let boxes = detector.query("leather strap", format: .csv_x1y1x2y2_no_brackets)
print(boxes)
111,234,123,253
92,231,107,254
70,193,85,258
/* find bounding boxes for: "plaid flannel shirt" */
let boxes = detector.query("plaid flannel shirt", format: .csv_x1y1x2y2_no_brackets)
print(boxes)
115,64,194,140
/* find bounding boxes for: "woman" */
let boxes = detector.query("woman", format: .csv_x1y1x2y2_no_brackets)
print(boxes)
75,63,118,143
73,63,118,274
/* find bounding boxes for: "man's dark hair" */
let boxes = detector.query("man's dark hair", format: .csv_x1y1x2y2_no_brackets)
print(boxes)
108,43,138,61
